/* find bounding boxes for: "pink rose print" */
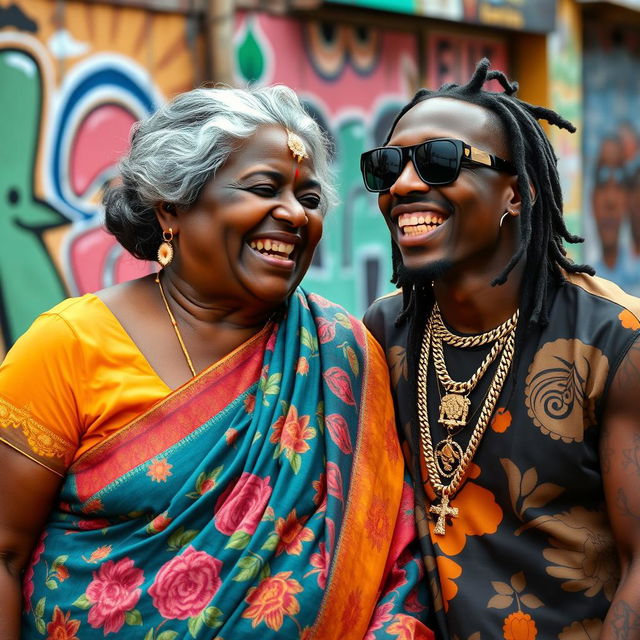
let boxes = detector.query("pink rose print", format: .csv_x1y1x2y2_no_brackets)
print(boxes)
149,546,222,619
303,541,329,588
146,511,172,534
214,472,272,536
387,565,408,594
365,600,394,640
22,531,47,612
385,483,417,574
77,518,111,531
86,557,144,634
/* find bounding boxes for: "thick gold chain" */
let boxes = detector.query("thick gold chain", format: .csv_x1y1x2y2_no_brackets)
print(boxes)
417,306,517,514
430,304,518,396
432,302,519,346
432,331,508,394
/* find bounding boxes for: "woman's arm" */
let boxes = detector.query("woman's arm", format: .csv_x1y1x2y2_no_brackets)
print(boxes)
0,447,63,640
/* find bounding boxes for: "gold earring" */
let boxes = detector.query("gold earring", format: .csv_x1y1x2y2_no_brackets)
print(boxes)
157,228,174,267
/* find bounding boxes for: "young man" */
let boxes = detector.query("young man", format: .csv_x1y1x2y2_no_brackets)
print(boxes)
363,59,640,639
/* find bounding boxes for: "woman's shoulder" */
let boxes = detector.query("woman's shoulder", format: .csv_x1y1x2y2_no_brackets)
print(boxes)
9,294,106,350
44,293,110,322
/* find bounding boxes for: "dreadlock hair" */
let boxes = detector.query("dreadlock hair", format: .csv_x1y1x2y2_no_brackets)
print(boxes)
390,58,594,333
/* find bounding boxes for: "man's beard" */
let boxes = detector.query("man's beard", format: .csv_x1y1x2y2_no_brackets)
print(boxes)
395,258,454,287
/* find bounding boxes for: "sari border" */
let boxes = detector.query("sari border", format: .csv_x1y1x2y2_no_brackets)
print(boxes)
311,328,404,639
70,321,272,481
0,393,74,476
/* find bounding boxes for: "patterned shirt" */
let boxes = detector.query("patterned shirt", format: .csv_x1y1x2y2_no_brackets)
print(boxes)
364,273,640,640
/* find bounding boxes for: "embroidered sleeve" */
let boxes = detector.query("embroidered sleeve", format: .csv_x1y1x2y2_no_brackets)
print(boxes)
0,312,82,475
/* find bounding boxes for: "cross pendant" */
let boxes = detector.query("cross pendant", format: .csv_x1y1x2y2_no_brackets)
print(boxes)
429,494,459,535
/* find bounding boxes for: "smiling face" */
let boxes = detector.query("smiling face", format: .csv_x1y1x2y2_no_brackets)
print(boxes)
378,97,520,282
167,125,323,310
592,137,627,263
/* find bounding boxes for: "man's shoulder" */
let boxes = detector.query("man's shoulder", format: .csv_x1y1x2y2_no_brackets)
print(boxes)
564,272,640,322
363,290,404,349
363,290,403,325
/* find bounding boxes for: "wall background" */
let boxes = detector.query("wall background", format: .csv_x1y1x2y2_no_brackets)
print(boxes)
2,0,639,356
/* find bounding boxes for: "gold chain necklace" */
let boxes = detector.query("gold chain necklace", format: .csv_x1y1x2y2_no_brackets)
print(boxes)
431,304,518,429
417,306,517,535
155,273,197,377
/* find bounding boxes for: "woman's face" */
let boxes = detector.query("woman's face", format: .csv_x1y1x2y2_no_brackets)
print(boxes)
171,125,324,309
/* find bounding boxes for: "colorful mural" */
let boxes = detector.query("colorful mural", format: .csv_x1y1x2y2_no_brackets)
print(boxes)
0,0,511,356
583,18,640,294
547,0,583,244
328,0,557,33
0,0,197,354
425,29,508,90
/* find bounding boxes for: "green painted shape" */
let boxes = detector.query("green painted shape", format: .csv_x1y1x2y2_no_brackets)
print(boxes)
0,49,66,345
237,20,265,84
301,117,398,315
327,0,416,14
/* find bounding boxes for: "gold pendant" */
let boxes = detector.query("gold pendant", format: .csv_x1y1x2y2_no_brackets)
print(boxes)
434,438,463,478
439,393,470,428
429,494,459,535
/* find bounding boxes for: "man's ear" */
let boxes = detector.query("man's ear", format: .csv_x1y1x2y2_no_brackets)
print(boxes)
505,176,536,219
155,202,179,233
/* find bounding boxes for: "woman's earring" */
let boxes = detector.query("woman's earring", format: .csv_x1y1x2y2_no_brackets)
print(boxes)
157,228,174,267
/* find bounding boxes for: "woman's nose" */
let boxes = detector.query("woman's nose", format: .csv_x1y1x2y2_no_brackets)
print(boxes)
272,195,308,227
389,160,430,197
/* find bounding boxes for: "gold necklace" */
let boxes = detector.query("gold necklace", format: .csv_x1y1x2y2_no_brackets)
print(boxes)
417,306,517,535
431,304,518,429
155,273,197,377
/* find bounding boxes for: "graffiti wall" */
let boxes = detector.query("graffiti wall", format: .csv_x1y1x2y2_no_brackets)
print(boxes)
0,0,509,355
0,0,198,354
583,18,640,294
547,0,582,244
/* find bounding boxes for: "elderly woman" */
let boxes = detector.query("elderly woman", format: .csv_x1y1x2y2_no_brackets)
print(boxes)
0,86,433,639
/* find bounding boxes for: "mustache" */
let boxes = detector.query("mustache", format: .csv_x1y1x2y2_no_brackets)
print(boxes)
391,194,455,216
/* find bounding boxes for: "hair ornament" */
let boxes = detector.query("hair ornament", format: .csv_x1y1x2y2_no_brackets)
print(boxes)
286,129,309,163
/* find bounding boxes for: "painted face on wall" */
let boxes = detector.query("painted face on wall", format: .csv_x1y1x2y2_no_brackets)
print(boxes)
376,97,519,281
170,125,324,310
629,166,640,255
591,137,628,265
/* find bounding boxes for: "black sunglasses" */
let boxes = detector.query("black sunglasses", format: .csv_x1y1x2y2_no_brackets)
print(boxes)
360,137,516,193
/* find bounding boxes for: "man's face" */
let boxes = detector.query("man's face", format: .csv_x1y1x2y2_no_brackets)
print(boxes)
592,138,627,260
376,97,519,282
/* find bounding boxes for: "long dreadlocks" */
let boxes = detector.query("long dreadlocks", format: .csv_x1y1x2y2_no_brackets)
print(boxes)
390,58,594,332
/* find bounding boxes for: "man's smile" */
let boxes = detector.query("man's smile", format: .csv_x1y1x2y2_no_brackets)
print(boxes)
398,212,447,236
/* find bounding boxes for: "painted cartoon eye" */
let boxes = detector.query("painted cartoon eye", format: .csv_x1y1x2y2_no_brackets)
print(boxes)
346,25,379,75
303,21,348,79
7,187,20,206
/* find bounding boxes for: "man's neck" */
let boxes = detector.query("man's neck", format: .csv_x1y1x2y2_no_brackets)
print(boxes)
433,263,523,334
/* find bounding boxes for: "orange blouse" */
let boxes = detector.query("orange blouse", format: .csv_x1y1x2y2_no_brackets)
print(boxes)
0,294,171,475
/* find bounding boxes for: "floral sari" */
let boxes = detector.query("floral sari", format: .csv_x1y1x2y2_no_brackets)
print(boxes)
22,289,433,640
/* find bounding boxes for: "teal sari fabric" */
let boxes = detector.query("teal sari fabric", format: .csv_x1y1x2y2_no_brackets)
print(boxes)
22,289,432,639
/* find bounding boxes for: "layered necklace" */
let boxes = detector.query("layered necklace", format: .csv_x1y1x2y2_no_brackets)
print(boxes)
417,302,518,535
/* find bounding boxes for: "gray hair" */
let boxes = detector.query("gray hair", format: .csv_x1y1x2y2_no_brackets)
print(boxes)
104,85,337,261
